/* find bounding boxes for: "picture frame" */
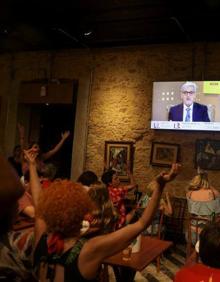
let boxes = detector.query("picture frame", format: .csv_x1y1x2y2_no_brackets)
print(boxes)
150,142,180,167
104,141,134,181
195,139,220,170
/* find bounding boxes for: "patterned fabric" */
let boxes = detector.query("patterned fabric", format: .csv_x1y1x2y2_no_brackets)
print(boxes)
108,185,127,228
185,107,191,122
34,234,98,282
0,229,34,281
187,197,220,216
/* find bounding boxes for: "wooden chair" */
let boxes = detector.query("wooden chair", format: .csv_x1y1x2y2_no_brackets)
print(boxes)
186,214,218,259
163,197,187,243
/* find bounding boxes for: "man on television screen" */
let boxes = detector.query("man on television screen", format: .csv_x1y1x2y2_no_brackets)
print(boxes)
168,81,210,122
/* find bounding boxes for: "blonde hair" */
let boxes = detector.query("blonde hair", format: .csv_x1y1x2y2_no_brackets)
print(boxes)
188,172,210,191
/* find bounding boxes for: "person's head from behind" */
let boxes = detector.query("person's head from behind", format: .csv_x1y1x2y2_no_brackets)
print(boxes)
0,154,24,235
188,171,210,191
101,169,120,188
180,81,197,107
37,180,94,238
199,222,220,268
41,163,57,180
88,184,117,231
77,170,98,187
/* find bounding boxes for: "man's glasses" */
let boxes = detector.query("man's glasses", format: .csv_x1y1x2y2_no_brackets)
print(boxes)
182,91,195,95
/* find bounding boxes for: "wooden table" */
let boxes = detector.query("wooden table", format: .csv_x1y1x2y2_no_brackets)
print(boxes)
104,235,173,271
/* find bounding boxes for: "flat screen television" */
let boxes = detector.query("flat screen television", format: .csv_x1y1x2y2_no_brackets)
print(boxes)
151,81,220,131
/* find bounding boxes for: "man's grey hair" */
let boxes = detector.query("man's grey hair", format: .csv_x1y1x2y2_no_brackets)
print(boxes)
180,81,197,92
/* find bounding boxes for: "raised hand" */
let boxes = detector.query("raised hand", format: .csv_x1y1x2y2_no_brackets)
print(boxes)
61,130,70,140
23,149,38,165
160,163,181,183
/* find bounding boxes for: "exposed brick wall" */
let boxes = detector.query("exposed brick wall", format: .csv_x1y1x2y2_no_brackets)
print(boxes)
1,43,220,197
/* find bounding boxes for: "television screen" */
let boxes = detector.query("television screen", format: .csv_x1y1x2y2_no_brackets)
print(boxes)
151,81,220,131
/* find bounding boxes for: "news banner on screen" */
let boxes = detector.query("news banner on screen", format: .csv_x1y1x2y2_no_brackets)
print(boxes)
151,81,220,131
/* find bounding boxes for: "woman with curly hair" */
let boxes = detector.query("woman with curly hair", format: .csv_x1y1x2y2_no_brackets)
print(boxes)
24,148,180,282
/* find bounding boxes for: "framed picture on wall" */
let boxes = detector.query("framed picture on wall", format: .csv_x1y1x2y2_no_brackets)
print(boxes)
104,141,134,181
150,142,180,167
196,139,220,170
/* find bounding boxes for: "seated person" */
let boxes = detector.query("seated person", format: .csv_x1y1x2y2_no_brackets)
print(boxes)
186,170,220,244
168,81,210,122
77,170,98,191
0,154,34,281
40,162,57,189
101,168,137,228
174,222,220,282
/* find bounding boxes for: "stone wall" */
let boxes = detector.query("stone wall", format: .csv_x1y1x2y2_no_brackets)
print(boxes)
1,43,220,197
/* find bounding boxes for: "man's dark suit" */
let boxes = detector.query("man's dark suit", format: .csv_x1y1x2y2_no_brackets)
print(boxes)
168,102,210,122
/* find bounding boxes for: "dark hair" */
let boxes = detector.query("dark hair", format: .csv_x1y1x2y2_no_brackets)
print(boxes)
199,222,220,268
101,169,116,185
77,170,98,186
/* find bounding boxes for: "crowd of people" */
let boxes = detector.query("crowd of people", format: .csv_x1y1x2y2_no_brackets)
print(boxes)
2,126,220,281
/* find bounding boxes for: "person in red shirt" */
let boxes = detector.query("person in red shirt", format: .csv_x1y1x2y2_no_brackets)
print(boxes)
174,221,220,282
101,169,136,228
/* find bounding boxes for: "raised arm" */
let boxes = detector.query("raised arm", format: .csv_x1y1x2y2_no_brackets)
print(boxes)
41,131,70,161
123,163,137,191
23,149,46,247
79,164,181,279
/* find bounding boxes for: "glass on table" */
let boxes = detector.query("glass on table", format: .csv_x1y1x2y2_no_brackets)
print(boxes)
122,245,132,261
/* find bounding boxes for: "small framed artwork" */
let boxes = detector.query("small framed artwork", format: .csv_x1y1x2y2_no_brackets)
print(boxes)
104,141,134,181
150,142,180,167
196,139,220,170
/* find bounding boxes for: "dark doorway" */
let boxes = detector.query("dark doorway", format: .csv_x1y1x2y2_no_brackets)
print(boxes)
18,80,78,179
37,103,75,178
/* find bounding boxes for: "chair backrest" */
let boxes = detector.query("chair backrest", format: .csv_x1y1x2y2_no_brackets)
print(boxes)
162,197,187,243
186,214,220,258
